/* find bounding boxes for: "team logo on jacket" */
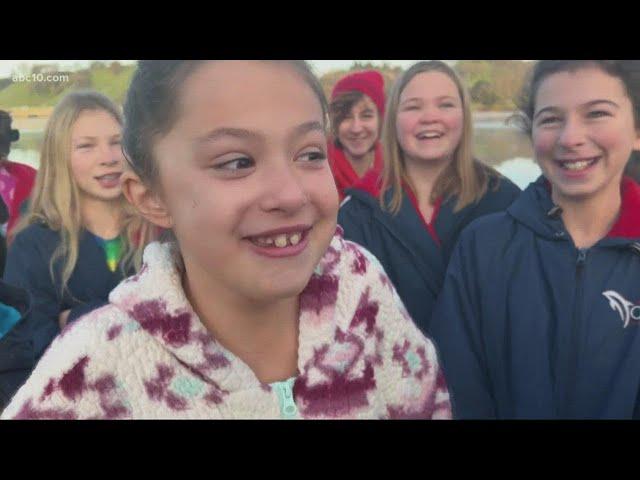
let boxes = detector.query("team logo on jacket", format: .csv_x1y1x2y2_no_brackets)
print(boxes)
603,290,640,328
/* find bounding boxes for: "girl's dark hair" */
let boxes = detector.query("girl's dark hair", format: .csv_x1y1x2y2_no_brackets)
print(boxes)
0,110,19,158
122,60,328,186
512,60,640,135
329,90,365,148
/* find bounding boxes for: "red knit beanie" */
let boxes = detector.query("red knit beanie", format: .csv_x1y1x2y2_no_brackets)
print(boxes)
331,70,386,117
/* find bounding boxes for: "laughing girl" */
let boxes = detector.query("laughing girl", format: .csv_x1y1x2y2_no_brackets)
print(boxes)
430,60,640,419
338,61,521,334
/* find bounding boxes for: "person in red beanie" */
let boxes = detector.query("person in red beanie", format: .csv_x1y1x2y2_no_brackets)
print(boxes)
328,70,385,201
0,111,36,240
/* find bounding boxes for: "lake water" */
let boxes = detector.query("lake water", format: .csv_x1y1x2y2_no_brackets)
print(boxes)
8,116,542,190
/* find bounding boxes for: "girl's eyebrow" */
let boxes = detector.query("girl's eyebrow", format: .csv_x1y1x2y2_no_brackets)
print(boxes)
196,127,261,144
400,95,457,105
583,99,620,109
534,106,560,120
290,120,324,139
534,99,620,120
195,121,324,145
400,97,421,105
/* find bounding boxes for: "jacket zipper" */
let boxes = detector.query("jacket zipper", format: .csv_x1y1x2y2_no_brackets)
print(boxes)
272,378,298,419
560,248,587,417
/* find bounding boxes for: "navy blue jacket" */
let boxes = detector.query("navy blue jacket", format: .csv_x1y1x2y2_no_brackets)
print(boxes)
0,279,31,409
1,223,132,404
338,168,521,334
430,176,640,419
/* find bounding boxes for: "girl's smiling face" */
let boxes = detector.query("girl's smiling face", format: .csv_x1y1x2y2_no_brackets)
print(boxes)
151,61,339,304
70,109,124,203
336,95,380,159
532,67,640,202
396,71,464,165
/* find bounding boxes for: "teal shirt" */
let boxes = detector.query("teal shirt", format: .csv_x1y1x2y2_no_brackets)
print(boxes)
0,302,21,339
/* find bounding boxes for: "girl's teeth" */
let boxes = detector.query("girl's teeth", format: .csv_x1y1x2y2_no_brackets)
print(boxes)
274,235,288,248
564,160,592,171
252,232,305,248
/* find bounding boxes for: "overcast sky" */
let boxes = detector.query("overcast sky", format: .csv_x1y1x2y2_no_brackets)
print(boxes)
0,60,439,78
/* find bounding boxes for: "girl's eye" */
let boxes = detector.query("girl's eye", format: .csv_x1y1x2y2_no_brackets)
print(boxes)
213,156,255,171
440,103,455,109
111,139,122,145
403,105,419,111
77,144,94,149
297,149,327,164
587,110,611,119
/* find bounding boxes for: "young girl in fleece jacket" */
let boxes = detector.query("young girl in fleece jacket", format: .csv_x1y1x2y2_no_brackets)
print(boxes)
2,61,451,420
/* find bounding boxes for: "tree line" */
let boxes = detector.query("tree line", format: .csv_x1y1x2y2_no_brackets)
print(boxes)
0,62,135,108
0,61,532,111
319,60,533,112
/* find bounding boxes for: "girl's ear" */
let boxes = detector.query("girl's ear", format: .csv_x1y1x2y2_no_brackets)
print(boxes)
121,170,173,229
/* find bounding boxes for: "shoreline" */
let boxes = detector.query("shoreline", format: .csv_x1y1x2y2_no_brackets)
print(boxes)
472,111,514,121
9,111,516,133
11,116,49,131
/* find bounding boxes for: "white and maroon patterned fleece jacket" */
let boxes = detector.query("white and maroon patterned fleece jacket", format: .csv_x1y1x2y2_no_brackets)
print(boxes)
1,228,451,419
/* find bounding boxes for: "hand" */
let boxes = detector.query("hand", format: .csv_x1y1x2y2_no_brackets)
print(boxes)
58,309,71,330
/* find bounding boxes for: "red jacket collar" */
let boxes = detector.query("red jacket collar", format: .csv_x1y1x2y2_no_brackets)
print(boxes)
349,171,443,245
543,176,640,239
608,176,640,239
404,183,443,246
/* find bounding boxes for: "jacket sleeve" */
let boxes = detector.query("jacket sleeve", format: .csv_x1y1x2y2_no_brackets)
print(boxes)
367,252,451,419
1,312,130,420
0,337,85,419
428,231,497,419
0,337,109,420
3,232,62,359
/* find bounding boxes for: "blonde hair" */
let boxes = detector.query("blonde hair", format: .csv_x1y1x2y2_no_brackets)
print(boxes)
13,90,154,293
381,61,498,214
